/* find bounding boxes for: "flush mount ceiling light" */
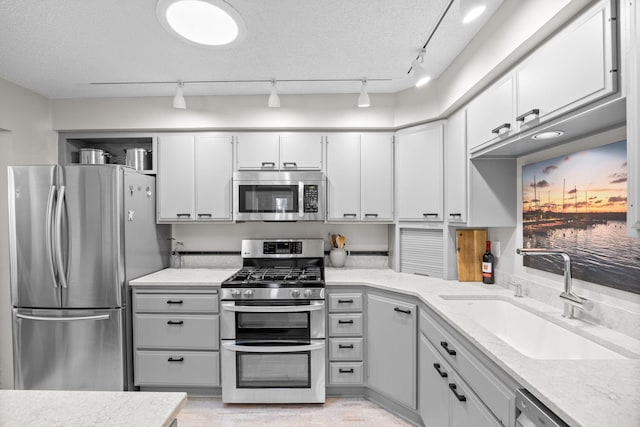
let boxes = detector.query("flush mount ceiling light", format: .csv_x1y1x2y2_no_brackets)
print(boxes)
460,0,487,24
532,130,565,140
173,81,186,109
412,49,432,88
358,80,370,108
268,80,280,108
156,0,245,48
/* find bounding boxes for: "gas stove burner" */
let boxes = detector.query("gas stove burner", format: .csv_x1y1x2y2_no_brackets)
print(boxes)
223,266,323,288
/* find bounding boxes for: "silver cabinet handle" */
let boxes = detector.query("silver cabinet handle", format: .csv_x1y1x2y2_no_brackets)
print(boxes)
261,162,276,168
16,313,110,322
491,123,511,135
45,185,58,288
223,341,324,353
516,108,540,122
176,213,191,218
54,185,67,289
283,162,297,168
197,213,212,218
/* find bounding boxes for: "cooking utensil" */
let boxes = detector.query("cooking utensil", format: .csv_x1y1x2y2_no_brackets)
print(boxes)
336,235,345,249
125,148,151,171
79,148,110,164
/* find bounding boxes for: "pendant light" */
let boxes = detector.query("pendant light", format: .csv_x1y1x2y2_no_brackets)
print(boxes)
268,80,280,108
460,0,487,24
173,81,186,109
358,80,370,108
412,49,431,88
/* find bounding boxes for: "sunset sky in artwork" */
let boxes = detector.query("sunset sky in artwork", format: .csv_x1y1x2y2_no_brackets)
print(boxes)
522,140,627,214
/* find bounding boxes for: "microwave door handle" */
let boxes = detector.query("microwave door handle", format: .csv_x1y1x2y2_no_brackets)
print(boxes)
298,181,304,218
221,303,324,313
45,185,58,288
223,341,324,353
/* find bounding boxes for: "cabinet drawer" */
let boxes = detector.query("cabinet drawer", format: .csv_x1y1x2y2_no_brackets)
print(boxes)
329,313,363,336
135,350,220,387
420,310,514,427
328,292,363,312
329,338,363,361
135,314,219,350
329,362,364,385
134,293,219,313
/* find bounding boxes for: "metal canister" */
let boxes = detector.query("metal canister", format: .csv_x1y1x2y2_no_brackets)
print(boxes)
79,148,109,164
125,148,151,171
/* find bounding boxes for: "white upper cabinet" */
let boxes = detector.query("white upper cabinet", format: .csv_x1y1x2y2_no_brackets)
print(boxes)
279,133,323,170
516,0,615,130
236,132,322,170
326,133,361,221
158,133,233,222
466,76,514,152
236,133,279,170
396,123,444,221
194,135,233,220
157,134,195,221
627,0,640,237
445,109,467,223
361,133,393,221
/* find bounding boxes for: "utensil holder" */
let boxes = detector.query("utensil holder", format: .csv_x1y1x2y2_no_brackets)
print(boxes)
329,248,348,268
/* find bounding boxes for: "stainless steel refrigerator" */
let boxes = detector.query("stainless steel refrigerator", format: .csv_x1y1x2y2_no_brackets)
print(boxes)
8,164,171,391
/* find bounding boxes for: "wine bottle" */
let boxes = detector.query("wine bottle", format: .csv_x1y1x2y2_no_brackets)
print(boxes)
482,241,494,284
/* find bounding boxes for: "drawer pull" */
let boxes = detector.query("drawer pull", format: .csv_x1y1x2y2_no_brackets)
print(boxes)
166,300,184,305
167,320,184,325
394,307,411,315
433,363,448,378
338,344,355,349
337,299,354,304
338,320,354,324
515,108,540,123
449,213,462,218
339,368,355,374
167,357,184,362
491,123,511,135
449,383,467,402
440,341,456,356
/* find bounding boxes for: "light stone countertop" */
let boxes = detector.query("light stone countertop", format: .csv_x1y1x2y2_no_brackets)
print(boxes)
129,267,640,427
0,390,186,427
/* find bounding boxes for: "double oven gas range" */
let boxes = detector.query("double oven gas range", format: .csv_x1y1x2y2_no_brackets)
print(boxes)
220,239,326,404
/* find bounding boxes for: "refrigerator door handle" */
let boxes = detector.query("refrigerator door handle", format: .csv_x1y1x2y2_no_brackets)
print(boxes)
45,185,58,288
54,185,68,289
16,313,110,322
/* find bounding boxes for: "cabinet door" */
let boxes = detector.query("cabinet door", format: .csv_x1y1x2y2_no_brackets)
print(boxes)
516,1,614,129
326,133,361,221
279,133,323,170
466,76,514,152
468,158,517,227
361,133,393,221
157,134,195,221
396,124,443,221
449,371,501,427
236,133,279,169
367,293,417,409
195,135,233,220
445,109,467,223
419,333,450,427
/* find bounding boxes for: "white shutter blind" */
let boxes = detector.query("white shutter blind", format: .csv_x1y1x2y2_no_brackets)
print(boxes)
399,228,443,278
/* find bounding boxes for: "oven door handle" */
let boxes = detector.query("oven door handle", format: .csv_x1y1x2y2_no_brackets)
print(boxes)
222,341,325,353
221,303,324,313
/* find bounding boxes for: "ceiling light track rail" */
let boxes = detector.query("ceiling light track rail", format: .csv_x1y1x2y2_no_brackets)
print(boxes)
408,0,455,75
90,78,392,86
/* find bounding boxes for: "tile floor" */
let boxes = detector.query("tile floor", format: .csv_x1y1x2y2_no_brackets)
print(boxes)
177,397,411,426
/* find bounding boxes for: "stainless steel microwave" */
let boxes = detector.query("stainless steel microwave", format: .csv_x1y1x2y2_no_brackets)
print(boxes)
233,171,325,221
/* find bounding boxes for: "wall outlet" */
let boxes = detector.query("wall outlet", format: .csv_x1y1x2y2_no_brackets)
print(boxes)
491,240,501,258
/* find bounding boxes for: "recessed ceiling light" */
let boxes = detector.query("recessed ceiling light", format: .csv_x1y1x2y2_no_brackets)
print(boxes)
532,131,565,140
156,0,245,48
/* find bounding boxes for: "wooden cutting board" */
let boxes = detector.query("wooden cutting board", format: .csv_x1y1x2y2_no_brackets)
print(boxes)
456,229,487,282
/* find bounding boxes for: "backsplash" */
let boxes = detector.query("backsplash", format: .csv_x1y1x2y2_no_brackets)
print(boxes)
180,253,389,269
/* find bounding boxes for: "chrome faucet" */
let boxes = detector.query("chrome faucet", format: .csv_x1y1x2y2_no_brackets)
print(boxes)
516,248,592,319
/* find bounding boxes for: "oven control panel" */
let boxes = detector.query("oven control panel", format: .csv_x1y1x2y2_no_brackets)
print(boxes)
263,241,303,255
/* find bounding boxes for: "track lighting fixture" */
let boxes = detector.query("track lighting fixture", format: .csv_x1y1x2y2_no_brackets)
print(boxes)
173,81,186,109
357,80,370,108
268,80,280,108
411,49,431,88
460,0,487,24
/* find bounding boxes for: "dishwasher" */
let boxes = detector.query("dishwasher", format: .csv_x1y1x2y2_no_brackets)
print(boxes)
516,389,569,427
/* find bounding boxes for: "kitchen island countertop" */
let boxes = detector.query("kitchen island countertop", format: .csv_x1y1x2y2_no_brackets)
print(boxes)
0,390,186,427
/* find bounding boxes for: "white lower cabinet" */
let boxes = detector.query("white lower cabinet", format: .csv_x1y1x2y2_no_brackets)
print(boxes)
327,290,365,386
132,288,220,388
367,293,417,409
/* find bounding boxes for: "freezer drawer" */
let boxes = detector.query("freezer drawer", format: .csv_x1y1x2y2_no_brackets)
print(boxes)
12,308,125,391
135,350,220,387
135,314,219,350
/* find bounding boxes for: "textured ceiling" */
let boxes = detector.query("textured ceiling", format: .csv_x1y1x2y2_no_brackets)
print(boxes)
0,0,503,99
